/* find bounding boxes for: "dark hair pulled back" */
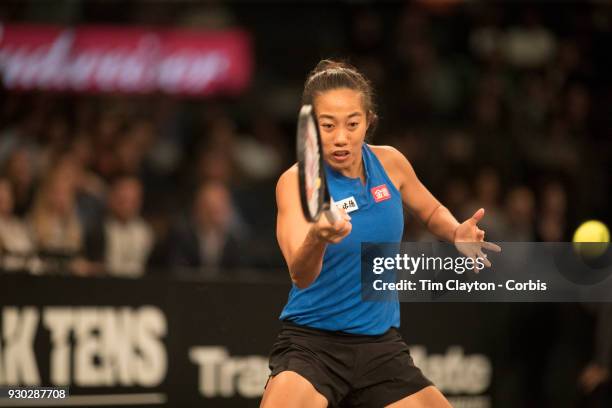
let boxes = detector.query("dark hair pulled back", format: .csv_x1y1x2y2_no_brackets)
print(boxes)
302,59,378,137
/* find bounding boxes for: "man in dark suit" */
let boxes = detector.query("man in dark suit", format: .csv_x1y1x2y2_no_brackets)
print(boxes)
167,181,249,276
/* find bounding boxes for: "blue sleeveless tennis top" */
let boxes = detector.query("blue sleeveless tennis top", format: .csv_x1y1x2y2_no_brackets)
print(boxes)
279,144,404,335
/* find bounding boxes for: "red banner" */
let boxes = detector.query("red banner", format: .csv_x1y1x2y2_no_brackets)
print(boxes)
0,24,253,95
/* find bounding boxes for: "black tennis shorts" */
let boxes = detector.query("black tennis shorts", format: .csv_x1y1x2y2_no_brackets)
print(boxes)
267,321,433,407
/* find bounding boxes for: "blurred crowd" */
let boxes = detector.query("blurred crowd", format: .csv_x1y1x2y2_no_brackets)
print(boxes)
346,2,610,246
0,1,610,279
0,95,288,277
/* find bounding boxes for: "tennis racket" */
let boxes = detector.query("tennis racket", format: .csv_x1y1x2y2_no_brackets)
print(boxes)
296,104,341,224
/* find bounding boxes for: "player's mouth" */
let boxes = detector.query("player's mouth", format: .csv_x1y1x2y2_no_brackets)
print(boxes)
331,150,350,162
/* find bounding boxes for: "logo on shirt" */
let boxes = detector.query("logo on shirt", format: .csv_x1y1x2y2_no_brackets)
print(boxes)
371,184,391,203
334,196,359,213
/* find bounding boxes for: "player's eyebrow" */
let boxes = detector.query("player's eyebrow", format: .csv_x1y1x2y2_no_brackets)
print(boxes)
318,112,363,120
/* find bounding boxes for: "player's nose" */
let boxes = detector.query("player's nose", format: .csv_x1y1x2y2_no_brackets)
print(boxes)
333,128,349,145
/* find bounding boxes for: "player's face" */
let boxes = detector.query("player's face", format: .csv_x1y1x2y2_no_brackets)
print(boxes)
314,88,369,173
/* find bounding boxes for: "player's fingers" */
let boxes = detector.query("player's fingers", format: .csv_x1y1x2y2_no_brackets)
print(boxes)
339,208,351,221
478,251,491,268
338,222,352,237
332,219,349,233
482,241,501,252
470,208,485,224
316,229,329,241
333,220,351,234
472,256,480,273
318,225,338,241
324,222,351,242
324,231,340,244
330,227,350,243
477,229,485,241
329,212,348,226
316,215,332,229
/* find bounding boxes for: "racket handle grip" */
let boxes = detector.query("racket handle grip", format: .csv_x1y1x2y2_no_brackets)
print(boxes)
324,200,342,224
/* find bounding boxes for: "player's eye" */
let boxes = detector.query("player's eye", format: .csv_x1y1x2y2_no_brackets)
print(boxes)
321,123,334,130
348,122,359,129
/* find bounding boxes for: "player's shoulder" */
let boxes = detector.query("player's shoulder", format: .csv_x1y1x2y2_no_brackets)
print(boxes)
368,144,407,167
276,164,298,194
277,164,298,184
368,144,401,156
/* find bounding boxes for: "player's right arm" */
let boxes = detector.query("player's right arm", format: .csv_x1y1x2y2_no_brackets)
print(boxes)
276,165,351,289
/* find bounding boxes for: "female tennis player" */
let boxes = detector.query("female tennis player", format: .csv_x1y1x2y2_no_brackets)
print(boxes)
261,60,500,408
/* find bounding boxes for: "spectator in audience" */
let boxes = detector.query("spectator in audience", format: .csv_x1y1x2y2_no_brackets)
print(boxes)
2,147,37,216
28,166,94,276
504,186,536,241
469,6,505,64
69,135,107,199
501,8,557,69
537,181,569,242
101,175,153,278
565,82,591,128
52,150,105,219
116,119,156,176
233,116,286,182
92,109,124,180
0,178,38,273
194,148,235,187
167,180,249,274
37,114,72,175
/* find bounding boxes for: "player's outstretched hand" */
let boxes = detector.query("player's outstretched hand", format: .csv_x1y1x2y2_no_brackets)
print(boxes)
454,208,501,272
312,208,352,244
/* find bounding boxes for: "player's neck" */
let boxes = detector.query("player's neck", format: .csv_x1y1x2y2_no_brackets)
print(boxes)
338,153,365,184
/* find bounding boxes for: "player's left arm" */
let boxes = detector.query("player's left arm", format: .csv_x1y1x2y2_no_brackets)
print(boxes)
378,146,459,242
377,146,501,267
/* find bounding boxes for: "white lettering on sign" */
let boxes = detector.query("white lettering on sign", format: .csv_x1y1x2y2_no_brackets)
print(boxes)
0,307,41,385
0,306,167,387
410,345,491,394
0,25,248,95
189,346,269,398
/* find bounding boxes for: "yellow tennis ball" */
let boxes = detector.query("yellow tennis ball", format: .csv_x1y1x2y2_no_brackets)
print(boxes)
572,220,610,258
